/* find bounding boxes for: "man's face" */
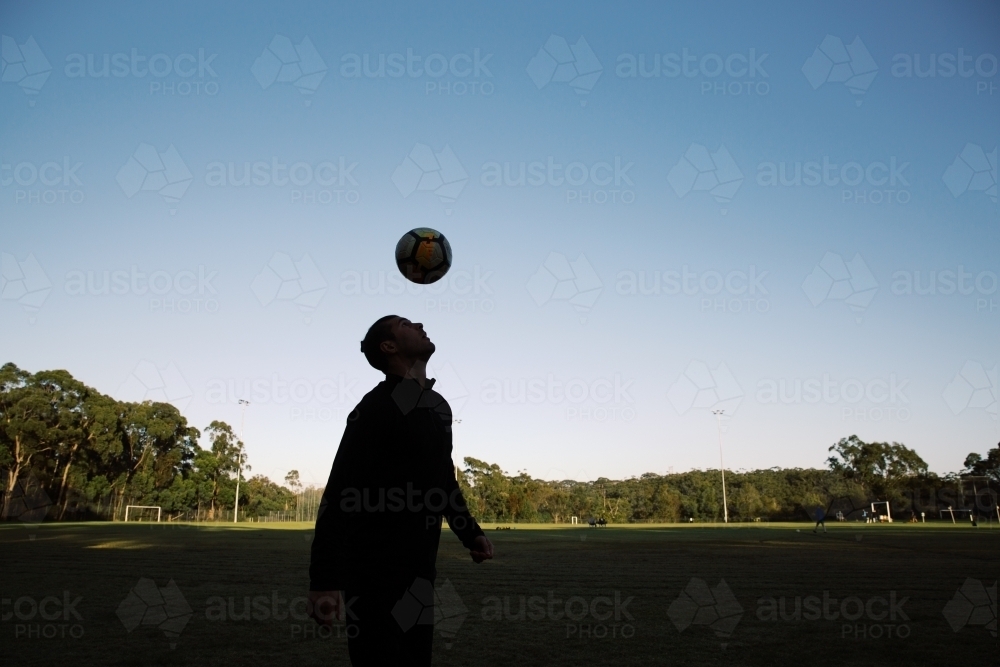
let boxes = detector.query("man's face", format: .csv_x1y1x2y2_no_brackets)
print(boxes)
385,317,435,361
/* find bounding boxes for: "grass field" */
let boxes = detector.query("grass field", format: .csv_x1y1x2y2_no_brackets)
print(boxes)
3,521,997,666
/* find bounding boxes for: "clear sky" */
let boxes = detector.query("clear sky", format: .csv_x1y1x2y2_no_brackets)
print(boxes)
2,0,998,487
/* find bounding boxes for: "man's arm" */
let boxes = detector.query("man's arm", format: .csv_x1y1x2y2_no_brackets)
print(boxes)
309,466,351,591
309,407,371,592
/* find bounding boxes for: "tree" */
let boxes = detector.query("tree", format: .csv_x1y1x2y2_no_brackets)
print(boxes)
462,457,511,522
244,475,296,517
0,363,305,523
65,392,123,519
284,470,302,492
0,364,66,518
196,421,242,519
111,401,198,519
827,435,928,501
731,482,764,520
963,444,1000,483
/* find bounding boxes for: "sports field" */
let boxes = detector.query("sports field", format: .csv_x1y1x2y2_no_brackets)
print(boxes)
3,521,996,666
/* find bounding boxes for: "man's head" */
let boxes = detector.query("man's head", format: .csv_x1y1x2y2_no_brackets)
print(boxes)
360,315,435,374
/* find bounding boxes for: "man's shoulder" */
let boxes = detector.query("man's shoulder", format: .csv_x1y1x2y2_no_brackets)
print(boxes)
352,379,394,412
349,376,451,421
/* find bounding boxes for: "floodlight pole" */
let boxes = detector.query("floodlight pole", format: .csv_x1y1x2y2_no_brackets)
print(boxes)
712,409,729,524
235,399,249,523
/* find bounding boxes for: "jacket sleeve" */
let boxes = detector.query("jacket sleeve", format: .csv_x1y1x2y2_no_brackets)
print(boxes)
441,454,485,549
309,406,371,591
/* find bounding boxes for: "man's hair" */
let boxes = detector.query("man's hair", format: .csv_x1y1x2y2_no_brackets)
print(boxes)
360,315,399,372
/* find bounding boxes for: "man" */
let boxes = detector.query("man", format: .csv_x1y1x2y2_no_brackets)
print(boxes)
812,506,827,534
308,315,493,666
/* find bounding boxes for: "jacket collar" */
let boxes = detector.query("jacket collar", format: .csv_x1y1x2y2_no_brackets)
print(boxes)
384,373,436,389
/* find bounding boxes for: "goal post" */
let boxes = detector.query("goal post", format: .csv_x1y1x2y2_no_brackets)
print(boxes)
870,501,892,522
124,505,162,522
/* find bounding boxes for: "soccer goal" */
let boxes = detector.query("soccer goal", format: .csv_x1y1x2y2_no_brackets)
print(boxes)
124,505,162,522
870,501,892,522
940,507,973,523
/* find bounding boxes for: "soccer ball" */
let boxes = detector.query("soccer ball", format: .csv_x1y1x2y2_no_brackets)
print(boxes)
395,228,452,284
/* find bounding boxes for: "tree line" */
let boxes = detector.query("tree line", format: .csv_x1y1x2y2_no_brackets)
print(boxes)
2,362,997,524
456,438,999,523
0,363,296,521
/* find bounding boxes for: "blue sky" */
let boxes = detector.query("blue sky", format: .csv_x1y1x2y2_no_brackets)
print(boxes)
1,0,997,487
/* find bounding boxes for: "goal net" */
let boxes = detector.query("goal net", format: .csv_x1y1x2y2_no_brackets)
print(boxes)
870,501,893,522
124,505,162,522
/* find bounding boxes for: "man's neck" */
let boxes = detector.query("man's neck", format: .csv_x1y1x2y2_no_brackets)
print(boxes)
388,358,428,387
405,359,428,386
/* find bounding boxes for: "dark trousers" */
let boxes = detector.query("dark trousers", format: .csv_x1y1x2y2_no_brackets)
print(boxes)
345,580,434,666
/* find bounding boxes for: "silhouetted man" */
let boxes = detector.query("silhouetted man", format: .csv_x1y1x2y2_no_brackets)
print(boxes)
812,506,827,534
309,315,493,666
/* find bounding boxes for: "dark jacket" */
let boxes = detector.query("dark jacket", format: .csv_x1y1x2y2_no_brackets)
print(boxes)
309,374,484,591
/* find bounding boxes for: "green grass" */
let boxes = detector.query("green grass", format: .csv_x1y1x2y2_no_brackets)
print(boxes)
3,521,997,666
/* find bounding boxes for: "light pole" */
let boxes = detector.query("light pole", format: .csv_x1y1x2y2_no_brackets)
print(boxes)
712,409,729,524
234,399,249,523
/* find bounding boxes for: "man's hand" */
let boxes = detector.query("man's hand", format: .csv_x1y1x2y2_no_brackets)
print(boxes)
308,590,344,627
469,535,494,563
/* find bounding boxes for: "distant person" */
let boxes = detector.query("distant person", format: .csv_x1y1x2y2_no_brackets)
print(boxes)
812,507,827,534
861,509,868,524
308,316,493,666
